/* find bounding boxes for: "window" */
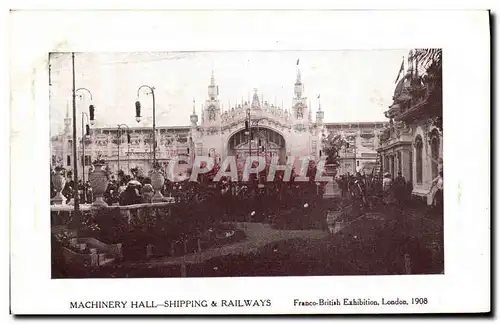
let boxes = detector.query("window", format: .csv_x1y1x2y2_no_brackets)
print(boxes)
430,135,440,180
409,151,413,185
356,161,359,167
84,155,92,166
414,135,423,184
390,155,395,178
66,155,71,167
397,151,402,174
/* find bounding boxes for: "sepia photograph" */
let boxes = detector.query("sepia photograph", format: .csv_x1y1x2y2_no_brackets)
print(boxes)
49,49,444,279
10,9,490,315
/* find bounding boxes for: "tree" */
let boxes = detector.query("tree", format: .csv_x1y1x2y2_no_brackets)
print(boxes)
413,49,443,130
321,133,348,167
412,49,442,97
413,48,442,70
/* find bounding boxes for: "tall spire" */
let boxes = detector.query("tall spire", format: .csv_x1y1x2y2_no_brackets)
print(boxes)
251,88,261,109
64,99,71,133
315,94,324,125
296,67,302,84
192,98,196,114
210,69,215,86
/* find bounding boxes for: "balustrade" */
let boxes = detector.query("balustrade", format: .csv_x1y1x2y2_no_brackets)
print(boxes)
51,201,176,231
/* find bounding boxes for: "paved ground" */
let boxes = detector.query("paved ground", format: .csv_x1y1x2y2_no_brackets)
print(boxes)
99,201,443,276
122,222,329,267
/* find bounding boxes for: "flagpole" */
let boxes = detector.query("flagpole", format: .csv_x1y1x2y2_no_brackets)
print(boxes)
395,56,405,84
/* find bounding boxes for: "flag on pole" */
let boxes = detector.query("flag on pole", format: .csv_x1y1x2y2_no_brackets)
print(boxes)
395,57,405,84
296,59,300,66
317,94,320,99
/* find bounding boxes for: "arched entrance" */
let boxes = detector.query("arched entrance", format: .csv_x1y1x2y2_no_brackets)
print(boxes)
227,127,286,164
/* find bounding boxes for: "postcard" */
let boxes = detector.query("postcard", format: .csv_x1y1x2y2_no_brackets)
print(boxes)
9,9,490,315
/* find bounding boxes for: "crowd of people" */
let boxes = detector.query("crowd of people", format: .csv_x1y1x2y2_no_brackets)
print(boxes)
51,164,443,216
50,178,94,205
334,168,443,213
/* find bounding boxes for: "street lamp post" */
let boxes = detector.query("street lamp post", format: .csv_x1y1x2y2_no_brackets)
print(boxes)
76,87,93,204
70,53,95,229
71,53,79,228
117,124,131,178
135,85,157,168
80,112,90,203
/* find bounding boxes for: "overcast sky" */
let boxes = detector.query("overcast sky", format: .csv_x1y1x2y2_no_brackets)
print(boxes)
49,50,407,135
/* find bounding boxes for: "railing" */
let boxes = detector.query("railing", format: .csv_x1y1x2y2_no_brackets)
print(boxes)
51,201,175,229
360,130,374,137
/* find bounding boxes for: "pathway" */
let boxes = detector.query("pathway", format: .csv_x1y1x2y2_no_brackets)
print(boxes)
121,222,328,267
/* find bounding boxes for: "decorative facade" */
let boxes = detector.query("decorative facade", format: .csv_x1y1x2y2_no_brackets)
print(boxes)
50,104,74,171
325,122,388,175
190,69,319,167
378,49,443,199
51,68,388,179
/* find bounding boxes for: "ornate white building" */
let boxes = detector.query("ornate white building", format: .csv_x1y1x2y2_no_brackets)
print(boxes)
378,49,443,199
190,69,321,166
51,69,389,179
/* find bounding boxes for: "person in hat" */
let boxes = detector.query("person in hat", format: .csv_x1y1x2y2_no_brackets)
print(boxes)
382,172,393,192
394,171,407,206
382,172,398,206
119,180,143,206
429,169,443,210
142,183,154,203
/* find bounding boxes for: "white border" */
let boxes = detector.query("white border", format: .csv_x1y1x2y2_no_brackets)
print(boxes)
9,9,490,314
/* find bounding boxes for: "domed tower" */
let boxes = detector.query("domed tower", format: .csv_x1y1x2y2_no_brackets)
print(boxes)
315,96,324,126
189,99,200,162
208,70,218,100
64,100,71,135
291,67,310,123
190,98,198,127
294,68,304,99
386,70,412,120
202,70,221,125
60,100,72,170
